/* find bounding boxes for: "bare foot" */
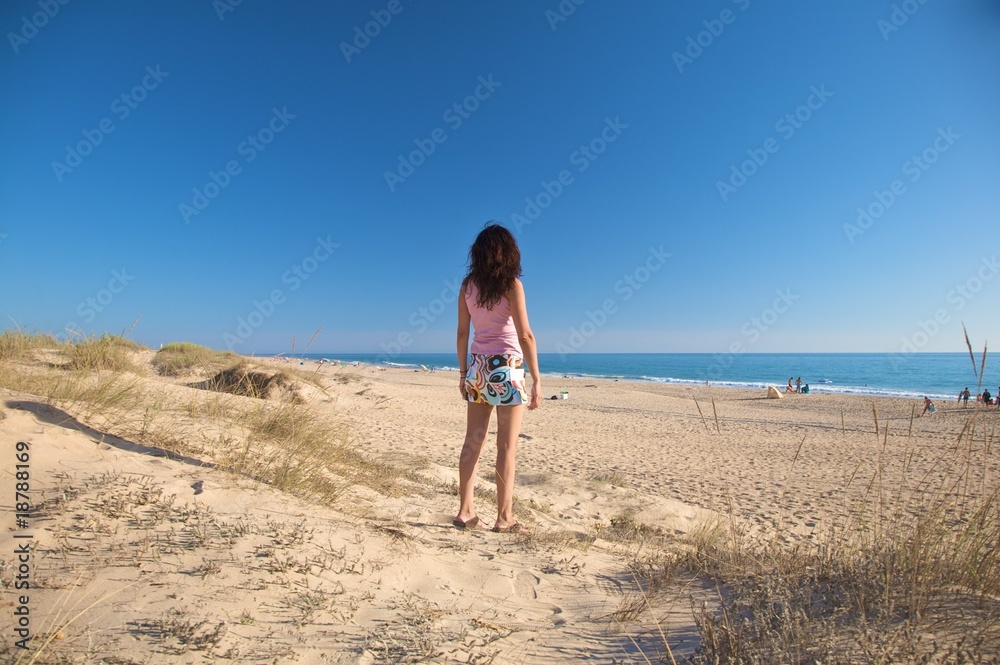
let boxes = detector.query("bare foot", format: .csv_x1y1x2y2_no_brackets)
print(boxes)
492,521,531,534
452,515,480,529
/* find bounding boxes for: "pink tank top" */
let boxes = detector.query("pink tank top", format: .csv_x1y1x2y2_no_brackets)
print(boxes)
465,280,523,357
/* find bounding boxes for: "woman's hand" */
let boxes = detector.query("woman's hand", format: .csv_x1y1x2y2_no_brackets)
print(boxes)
459,375,468,400
528,380,541,410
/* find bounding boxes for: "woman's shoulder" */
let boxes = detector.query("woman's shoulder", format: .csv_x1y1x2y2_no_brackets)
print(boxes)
506,279,525,302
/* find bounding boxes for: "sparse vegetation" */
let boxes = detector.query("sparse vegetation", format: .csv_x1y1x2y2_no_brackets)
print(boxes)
64,334,144,372
0,329,59,362
152,342,240,377
0,333,404,507
588,470,629,488
223,400,351,501
614,407,1000,664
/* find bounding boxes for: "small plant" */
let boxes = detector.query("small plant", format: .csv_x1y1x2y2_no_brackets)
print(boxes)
588,470,628,487
128,610,227,654
195,558,222,578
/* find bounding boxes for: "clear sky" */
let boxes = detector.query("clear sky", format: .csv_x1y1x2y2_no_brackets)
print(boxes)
2,1,998,355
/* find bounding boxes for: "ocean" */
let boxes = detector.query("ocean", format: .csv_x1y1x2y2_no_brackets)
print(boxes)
282,353,997,402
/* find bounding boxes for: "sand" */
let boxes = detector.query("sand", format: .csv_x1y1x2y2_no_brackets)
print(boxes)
338,365,992,540
2,358,997,662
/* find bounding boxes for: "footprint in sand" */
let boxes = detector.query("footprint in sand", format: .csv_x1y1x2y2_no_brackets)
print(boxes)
515,571,540,599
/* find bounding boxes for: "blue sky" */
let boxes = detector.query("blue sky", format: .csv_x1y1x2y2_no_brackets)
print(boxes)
1,0,998,355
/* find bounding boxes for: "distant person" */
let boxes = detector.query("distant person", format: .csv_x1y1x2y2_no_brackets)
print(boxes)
962,387,971,406
983,388,992,406
454,224,541,534
795,377,803,393
786,378,795,393
921,396,936,416
801,384,810,394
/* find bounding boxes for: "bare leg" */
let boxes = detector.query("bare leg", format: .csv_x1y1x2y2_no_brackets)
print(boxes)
493,404,525,529
456,402,493,524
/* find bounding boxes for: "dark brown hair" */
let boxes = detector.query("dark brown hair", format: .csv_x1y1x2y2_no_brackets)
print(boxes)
464,223,522,310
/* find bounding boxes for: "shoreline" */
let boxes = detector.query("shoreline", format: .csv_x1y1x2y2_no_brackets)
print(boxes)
265,354,975,403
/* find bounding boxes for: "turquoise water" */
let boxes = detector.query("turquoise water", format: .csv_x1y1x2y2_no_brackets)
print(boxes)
282,353,997,402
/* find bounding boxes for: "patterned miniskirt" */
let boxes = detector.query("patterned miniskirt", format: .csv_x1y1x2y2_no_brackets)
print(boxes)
465,354,527,406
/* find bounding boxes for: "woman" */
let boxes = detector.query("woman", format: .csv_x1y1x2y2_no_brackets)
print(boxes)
454,224,541,533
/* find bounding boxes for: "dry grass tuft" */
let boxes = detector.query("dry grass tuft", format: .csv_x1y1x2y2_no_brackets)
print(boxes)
152,342,240,377
202,363,298,400
603,513,674,546
64,335,144,372
169,396,357,503
588,470,629,487
0,329,59,362
673,414,1000,664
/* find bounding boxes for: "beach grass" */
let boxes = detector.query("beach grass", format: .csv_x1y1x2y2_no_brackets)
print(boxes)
0,333,401,506
218,399,351,501
64,334,144,373
618,410,1000,663
152,341,241,377
0,329,59,362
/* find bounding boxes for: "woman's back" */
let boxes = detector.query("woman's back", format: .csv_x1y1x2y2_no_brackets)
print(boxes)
465,279,522,357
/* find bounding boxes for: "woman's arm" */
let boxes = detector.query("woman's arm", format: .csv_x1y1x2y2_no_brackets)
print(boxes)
457,279,471,399
508,279,541,410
